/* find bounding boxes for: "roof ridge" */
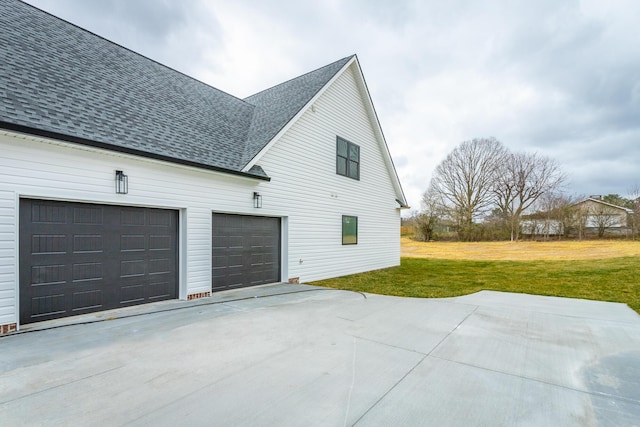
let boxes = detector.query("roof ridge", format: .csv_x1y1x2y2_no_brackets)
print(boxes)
244,55,356,101
18,0,251,107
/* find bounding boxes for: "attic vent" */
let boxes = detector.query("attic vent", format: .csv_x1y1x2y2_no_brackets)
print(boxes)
590,195,602,200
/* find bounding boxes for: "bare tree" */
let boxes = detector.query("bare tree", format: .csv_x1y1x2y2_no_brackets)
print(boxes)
588,204,621,238
493,152,566,241
573,203,590,240
539,192,571,239
414,185,445,241
544,193,584,239
430,138,507,241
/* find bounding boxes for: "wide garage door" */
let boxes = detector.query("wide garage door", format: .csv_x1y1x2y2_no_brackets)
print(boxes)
19,199,178,324
212,213,280,292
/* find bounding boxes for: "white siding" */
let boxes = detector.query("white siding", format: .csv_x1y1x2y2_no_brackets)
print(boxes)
0,61,403,327
256,65,401,282
0,131,263,327
0,189,16,325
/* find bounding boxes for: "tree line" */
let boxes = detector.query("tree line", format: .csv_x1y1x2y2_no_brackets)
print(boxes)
410,138,639,241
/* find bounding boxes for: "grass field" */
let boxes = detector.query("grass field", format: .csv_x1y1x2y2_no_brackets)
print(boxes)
311,239,640,314
401,237,640,260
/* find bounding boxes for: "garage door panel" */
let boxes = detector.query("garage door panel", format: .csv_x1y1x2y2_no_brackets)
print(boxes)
149,258,172,274
212,213,280,292
31,294,66,318
20,199,178,324
31,234,67,254
229,253,243,266
73,206,103,225
226,215,243,228
212,255,227,267
149,234,172,251
73,234,103,253
120,234,145,252
72,261,103,282
250,253,263,265
120,259,146,278
30,203,67,224
72,289,103,311
31,264,66,286
121,284,145,304
149,210,173,226
263,252,276,263
148,272,173,295
215,235,241,248
120,209,146,226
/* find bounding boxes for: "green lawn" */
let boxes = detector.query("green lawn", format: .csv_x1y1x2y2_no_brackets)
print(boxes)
310,257,640,314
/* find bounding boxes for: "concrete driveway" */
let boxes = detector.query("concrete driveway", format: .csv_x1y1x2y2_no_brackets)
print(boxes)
1,284,639,426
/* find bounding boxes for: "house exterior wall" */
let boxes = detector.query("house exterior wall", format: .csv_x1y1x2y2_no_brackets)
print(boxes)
0,131,260,328
520,219,564,237
0,188,16,330
0,65,402,329
576,200,628,228
256,65,401,281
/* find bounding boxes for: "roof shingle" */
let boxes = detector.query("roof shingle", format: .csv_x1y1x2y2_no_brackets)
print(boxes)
0,0,352,178
242,56,352,165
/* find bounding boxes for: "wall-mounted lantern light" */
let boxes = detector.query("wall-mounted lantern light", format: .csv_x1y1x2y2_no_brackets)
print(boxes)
253,192,262,208
115,170,128,194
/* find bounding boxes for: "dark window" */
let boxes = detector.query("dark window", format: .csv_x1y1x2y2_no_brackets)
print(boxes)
342,215,358,245
336,137,360,180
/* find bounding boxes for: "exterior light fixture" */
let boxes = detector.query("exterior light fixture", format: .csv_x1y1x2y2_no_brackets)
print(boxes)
253,192,262,208
115,170,128,194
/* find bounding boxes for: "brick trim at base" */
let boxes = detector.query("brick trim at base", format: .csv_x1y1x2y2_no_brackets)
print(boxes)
188,291,211,300
1,323,17,335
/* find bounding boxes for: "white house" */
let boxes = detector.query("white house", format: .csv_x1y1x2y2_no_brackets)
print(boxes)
0,1,407,332
572,197,633,236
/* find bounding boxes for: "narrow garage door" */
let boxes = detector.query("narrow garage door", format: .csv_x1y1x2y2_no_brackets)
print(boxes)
212,213,280,292
19,199,178,324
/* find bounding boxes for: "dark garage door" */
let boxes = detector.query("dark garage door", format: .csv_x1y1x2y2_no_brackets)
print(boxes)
19,199,178,324
212,213,280,292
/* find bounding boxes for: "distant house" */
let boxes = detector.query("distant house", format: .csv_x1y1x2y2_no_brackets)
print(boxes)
522,196,633,239
571,197,633,237
0,1,407,332
520,215,564,238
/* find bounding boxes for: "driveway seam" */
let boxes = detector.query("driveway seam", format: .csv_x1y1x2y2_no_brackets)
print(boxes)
427,355,640,407
122,343,311,426
0,364,125,405
347,335,427,355
351,305,479,425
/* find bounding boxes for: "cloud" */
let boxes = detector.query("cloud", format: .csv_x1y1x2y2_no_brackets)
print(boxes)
24,0,640,207
27,0,217,77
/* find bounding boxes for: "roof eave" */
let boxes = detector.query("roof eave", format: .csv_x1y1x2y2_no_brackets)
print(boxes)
573,197,632,212
0,121,271,181
396,199,410,209
350,57,408,207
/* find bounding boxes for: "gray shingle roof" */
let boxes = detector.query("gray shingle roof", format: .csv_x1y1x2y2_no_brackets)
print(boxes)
242,56,352,165
0,0,352,179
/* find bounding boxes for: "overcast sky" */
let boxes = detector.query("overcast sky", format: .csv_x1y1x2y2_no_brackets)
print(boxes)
26,0,640,211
